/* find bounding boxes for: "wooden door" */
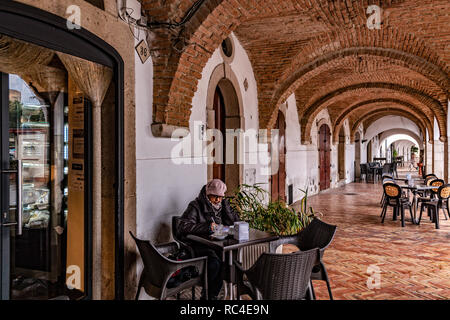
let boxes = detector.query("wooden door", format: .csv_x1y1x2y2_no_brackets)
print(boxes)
271,111,286,202
212,88,225,181
319,124,331,191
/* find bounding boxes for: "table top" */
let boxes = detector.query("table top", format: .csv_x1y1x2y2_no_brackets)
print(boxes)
187,228,279,252
398,185,439,190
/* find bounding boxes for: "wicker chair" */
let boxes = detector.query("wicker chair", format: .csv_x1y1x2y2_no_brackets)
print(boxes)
172,216,195,257
130,231,208,300
418,184,450,229
382,164,392,177
416,175,439,199
268,218,337,300
417,178,444,207
381,182,414,227
234,248,319,300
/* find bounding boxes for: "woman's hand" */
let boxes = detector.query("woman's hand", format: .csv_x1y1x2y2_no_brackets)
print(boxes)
211,222,218,232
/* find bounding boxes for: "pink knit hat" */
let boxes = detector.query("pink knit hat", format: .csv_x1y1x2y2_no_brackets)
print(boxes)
206,179,227,197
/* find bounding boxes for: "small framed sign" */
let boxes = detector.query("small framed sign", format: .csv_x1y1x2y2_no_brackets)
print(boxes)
135,39,150,64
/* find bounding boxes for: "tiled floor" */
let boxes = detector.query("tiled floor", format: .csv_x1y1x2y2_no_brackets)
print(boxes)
303,178,450,300
180,170,450,300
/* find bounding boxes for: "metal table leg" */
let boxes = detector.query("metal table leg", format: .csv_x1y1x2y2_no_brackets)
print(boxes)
413,192,418,224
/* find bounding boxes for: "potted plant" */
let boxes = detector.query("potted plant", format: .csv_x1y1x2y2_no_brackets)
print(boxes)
229,183,319,237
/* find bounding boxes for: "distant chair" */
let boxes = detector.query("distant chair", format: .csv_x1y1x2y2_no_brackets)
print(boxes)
418,184,450,229
392,161,398,178
381,182,414,227
424,174,437,181
380,177,395,208
234,248,319,300
172,216,195,257
130,231,208,300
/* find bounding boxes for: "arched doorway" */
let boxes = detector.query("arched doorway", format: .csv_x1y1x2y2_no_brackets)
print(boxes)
355,132,361,181
367,140,373,163
212,87,225,181
0,2,124,300
210,79,241,195
271,111,286,202
338,126,346,181
319,124,331,191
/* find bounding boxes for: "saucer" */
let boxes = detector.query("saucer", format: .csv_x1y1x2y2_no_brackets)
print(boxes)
211,233,227,240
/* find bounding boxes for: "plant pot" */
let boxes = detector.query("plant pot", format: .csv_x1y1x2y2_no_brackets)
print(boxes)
269,233,302,253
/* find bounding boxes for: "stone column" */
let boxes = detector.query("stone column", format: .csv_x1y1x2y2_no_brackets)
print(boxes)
433,117,445,178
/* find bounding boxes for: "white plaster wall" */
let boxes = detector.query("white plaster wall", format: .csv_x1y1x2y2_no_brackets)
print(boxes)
283,94,320,201
343,119,354,183
228,33,270,197
135,31,260,298
448,100,450,182
136,31,261,241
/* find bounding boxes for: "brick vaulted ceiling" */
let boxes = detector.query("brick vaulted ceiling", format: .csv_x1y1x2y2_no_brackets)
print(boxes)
142,0,450,143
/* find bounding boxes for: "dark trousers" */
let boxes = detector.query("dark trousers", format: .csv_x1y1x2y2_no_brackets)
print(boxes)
194,245,224,298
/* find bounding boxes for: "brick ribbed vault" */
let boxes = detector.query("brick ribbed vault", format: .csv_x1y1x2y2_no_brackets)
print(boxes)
143,0,450,139
301,85,443,144
333,99,433,144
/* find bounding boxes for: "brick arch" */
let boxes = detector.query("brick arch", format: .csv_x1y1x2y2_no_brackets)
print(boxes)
266,26,450,129
147,0,302,129
301,83,446,144
352,110,428,145
293,60,447,117
333,98,433,144
379,129,424,150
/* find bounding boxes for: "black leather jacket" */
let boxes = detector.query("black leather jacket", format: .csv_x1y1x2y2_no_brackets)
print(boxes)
178,186,240,238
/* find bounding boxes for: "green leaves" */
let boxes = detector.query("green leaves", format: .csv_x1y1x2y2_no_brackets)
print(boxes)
229,184,318,236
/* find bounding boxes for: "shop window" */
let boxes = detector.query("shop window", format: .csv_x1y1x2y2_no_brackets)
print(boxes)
84,0,104,10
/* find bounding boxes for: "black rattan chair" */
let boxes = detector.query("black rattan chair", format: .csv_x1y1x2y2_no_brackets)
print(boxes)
382,164,392,177
418,184,450,229
130,231,208,300
360,163,370,182
417,178,444,207
392,161,398,178
424,173,437,180
381,182,414,227
234,248,319,300
268,218,337,300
